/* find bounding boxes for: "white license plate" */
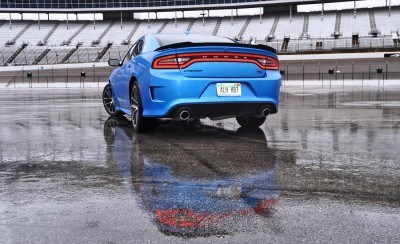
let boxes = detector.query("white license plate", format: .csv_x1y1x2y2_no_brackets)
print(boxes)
216,83,242,97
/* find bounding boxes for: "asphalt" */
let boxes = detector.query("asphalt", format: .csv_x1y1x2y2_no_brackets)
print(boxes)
0,85,399,243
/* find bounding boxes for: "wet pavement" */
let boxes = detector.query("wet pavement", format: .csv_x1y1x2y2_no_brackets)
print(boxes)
0,86,399,243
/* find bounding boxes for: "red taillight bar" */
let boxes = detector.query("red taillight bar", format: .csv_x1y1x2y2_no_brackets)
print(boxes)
152,52,279,70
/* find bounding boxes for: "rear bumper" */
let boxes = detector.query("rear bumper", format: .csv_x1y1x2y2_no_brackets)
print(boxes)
140,69,281,118
167,102,276,119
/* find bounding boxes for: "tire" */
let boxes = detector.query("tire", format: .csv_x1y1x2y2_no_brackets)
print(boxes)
102,83,123,116
130,82,157,133
236,116,266,128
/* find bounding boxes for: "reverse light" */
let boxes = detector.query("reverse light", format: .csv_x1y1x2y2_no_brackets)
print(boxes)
152,52,279,70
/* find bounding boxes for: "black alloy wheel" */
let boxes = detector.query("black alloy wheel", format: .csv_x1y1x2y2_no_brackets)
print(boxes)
130,82,157,133
102,83,122,116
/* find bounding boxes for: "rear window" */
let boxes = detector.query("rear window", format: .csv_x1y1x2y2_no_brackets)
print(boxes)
155,34,234,47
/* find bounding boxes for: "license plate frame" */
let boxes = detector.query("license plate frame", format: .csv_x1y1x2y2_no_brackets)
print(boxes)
216,83,242,97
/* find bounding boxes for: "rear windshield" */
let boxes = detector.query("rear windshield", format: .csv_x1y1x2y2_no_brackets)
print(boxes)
155,34,234,47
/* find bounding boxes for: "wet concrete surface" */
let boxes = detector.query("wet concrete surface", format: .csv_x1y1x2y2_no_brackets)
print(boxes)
0,86,400,243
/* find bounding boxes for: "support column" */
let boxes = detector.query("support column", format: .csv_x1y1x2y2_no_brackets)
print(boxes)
231,9,233,26
175,11,177,27
67,13,69,30
120,11,123,29
260,6,262,24
290,4,292,23
38,13,41,30
148,12,150,29
354,0,357,19
93,13,96,29
9,13,12,30
322,1,324,21
389,0,392,17
201,10,205,27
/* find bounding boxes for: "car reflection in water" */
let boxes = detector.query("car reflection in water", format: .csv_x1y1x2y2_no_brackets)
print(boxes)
104,117,295,237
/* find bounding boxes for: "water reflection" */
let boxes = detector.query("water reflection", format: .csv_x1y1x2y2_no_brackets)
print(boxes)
104,116,295,237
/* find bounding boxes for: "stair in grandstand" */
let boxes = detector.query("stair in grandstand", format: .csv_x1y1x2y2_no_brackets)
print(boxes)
333,12,341,39
281,37,289,51
187,19,196,31
92,20,116,46
268,15,280,41
62,21,89,46
352,33,360,47
391,31,399,45
60,47,78,63
122,21,140,45
157,19,170,33
6,22,33,46
33,49,51,65
5,43,27,64
316,41,323,50
212,17,222,36
368,9,379,37
300,14,310,39
237,16,252,39
95,43,112,61
37,22,61,46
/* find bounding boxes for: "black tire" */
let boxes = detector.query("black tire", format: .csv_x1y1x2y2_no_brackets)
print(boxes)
130,82,157,133
102,83,123,116
236,116,266,128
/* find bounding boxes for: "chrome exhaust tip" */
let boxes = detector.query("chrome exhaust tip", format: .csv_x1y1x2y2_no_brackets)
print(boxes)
179,110,190,120
261,108,270,117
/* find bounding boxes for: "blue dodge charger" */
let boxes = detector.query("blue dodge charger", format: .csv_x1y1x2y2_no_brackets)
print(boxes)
102,33,281,132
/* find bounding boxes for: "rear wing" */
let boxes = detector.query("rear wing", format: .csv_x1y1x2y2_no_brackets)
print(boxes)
155,42,277,54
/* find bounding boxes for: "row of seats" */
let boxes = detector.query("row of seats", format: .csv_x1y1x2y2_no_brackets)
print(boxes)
0,7,398,47
1,35,397,66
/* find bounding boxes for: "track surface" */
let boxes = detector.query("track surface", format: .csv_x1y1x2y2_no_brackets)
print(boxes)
0,86,399,243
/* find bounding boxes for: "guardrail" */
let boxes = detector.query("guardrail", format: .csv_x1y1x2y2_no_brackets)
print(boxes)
0,62,398,89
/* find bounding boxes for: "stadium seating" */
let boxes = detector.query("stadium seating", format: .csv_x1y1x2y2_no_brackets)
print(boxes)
189,17,218,36
242,15,275,42
1,6,399,66
215,16,247,39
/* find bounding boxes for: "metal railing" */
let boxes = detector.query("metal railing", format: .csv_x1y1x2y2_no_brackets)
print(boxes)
1,60,399,89
279,61,398,83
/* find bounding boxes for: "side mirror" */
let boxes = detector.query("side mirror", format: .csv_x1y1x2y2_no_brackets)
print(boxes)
108,59,121,67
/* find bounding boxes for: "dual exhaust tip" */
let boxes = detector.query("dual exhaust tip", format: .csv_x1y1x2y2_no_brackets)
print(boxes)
179,110,190,120
178,107,270,120
261,107,270,117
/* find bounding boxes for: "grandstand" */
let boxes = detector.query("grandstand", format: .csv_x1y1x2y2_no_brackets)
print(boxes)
0,0,399,66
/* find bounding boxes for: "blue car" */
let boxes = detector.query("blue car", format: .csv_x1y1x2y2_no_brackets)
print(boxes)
102,33,281,132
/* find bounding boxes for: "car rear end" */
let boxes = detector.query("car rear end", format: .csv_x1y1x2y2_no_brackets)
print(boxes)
140,34,281,120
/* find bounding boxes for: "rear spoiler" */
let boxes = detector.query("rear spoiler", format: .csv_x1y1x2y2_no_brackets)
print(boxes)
155,42,277,54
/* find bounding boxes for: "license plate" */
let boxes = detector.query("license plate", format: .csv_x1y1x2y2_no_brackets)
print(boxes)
216,83,242,96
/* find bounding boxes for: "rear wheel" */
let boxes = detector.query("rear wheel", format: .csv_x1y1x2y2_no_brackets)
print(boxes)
102,83,123,116
130,82,157,133
236,116,266,128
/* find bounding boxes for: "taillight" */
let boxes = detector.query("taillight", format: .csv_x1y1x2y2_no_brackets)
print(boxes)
152,52,279,70
152,55,179,69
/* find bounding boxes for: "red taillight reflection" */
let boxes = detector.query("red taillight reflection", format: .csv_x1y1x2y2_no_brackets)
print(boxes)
156,209,204,228
152,52,279,70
